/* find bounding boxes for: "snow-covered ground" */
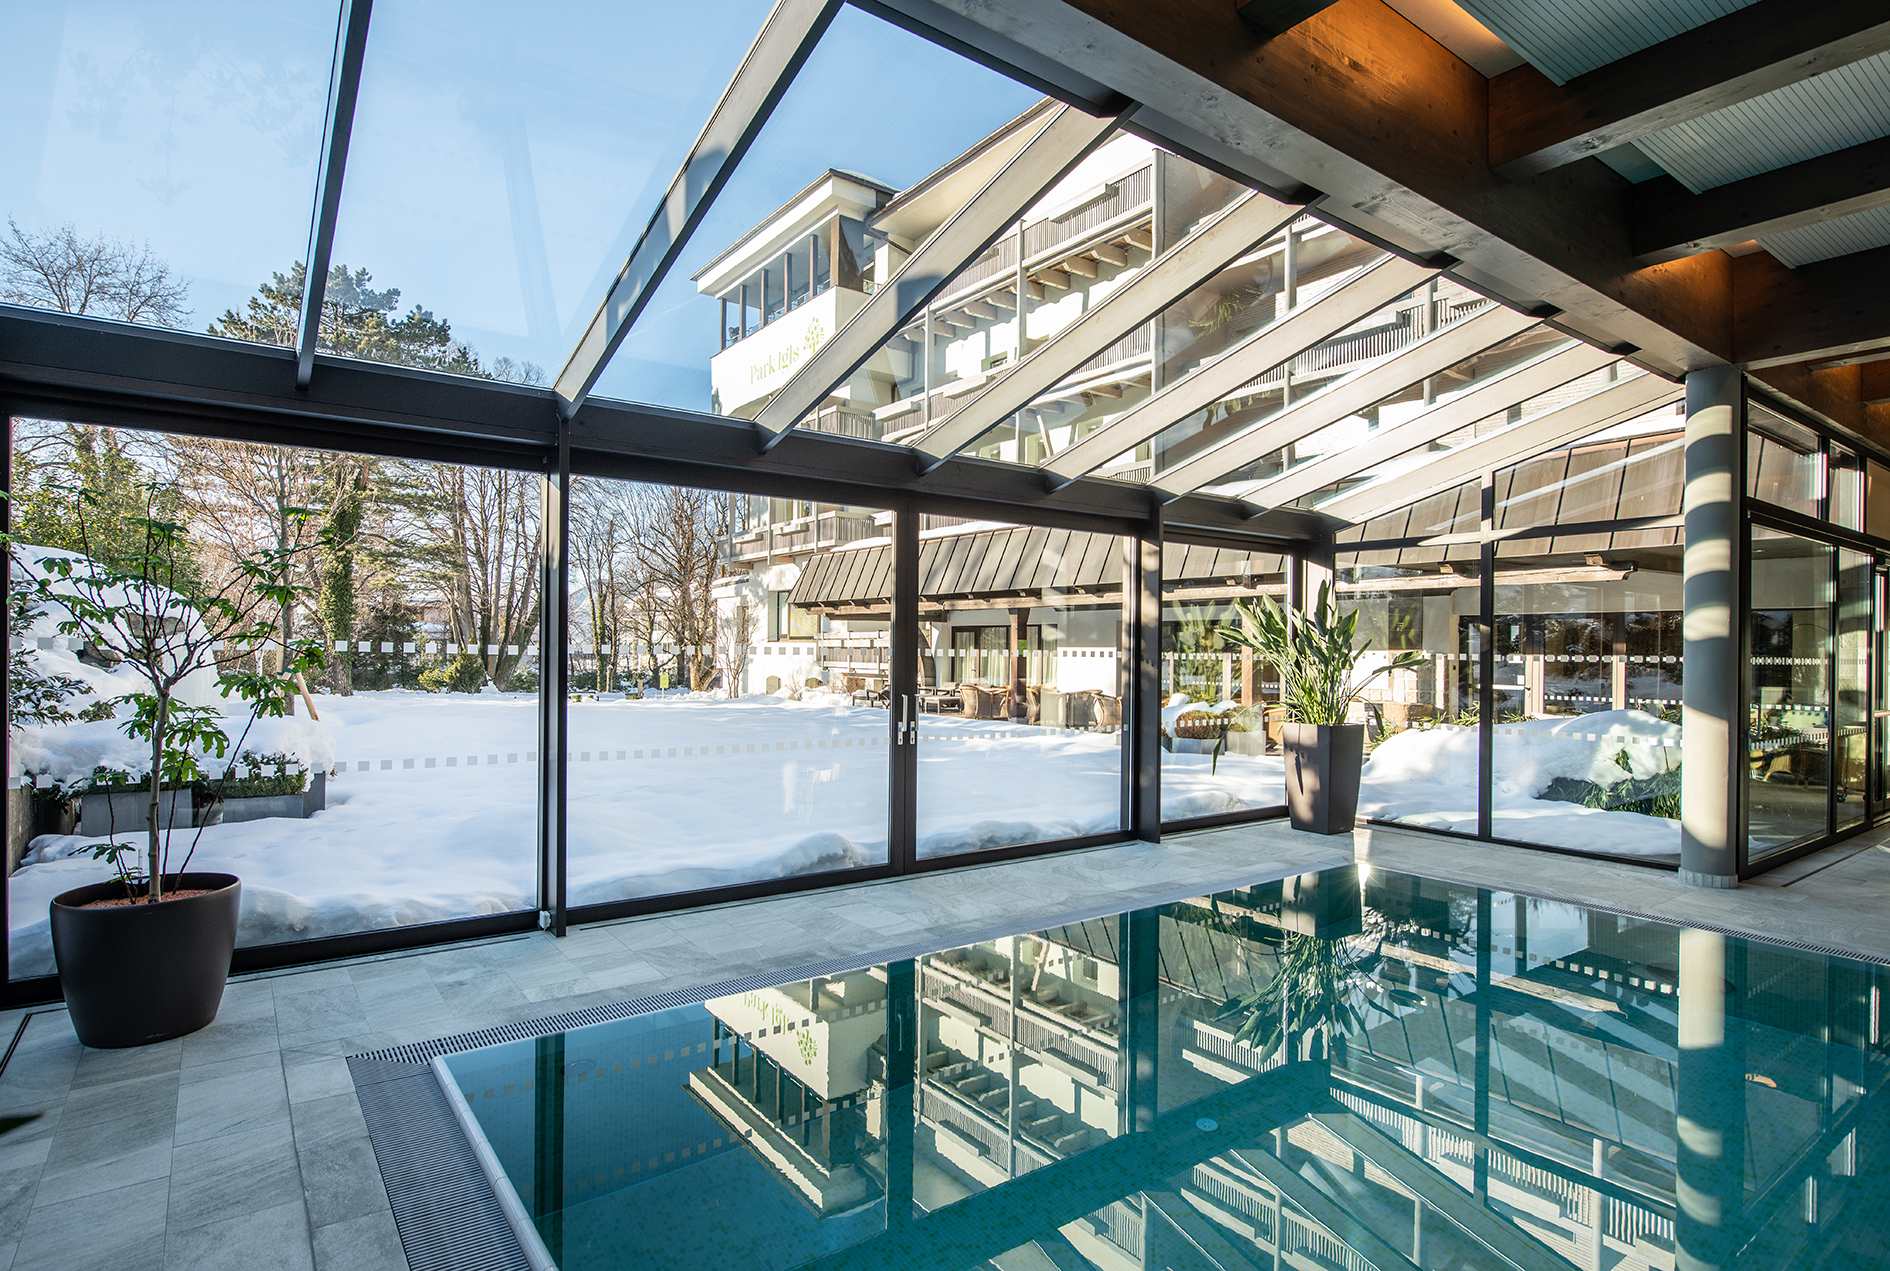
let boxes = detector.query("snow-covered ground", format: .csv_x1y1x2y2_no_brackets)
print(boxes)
1361,709,1682,857
11,691,1215,973
7,695,1682,975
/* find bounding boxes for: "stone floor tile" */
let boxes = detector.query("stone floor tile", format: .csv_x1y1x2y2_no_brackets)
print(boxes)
177,1048,283,1088
11,1176,168,1271
284,1059,353,1107
311,1207,407,1271
174,1065,289,1146
266,968,355,997
166,1126,302,1233
31,1138,173,1208
163,1198,313,1271
287,1093,368,1153
0,1162,42,1247
68,1040,182,1091
178,1016,282,1071
50,1073,178,1144
297,1135,391,1229
272,986,368,1041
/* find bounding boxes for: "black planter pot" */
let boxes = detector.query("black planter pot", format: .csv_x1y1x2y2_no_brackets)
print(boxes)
1282,723,1365,835
50,873,241,1048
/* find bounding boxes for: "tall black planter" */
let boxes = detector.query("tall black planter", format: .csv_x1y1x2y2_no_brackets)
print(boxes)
1282,723,1365,835
50,873,241,1048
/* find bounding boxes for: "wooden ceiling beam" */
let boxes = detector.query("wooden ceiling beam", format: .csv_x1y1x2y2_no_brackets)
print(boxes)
1235,0,1340,38
1631,134,1890,263
1489,2,1890,178
1734,243,1890,369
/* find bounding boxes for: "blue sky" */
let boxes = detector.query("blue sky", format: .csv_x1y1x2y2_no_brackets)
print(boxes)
1,0,1041,403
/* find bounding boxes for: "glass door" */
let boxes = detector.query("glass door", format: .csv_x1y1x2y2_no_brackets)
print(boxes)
1875,564,1890,821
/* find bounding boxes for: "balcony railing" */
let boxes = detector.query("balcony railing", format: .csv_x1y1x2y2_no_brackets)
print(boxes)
1023,165,1152,259
729,510,880,560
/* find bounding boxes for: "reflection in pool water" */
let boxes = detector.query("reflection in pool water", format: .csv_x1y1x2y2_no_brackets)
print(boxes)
442,866,1890,1270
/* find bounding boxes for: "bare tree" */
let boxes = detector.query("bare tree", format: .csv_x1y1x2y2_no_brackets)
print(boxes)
569,478,643,692
631,486,730,692
160,438,323,656
0,219,189,325
390,463,541,687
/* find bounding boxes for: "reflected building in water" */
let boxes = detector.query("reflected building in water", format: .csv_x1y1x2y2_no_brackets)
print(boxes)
456,865,1890,1271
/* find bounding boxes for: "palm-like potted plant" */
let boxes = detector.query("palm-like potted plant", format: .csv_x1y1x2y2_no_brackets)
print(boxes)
1220,583,1426,834
22,483,321,1047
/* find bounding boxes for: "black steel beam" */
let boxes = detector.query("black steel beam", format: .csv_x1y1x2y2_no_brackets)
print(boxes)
297,0,375,390
540,420,570,934
553,0,841,418
0,306,1324,548
1633,134,1890,264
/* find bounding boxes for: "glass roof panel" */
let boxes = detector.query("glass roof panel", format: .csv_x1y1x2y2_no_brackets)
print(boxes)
905,148,1254,469
323,0,771,380
867,128,1173,457
586,4,1044,413
1224,324,1575,504
1142,258,1479,488
1065,218,1390,484
0,0,336,337
1305,365,1671,522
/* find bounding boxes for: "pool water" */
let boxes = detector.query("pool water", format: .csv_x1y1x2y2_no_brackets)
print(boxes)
441,866,1890,1270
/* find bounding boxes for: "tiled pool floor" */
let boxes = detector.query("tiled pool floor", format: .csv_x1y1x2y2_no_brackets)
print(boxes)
2,819,1888,1270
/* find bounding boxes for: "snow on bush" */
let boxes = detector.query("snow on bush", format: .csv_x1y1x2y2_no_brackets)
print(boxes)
1363,709,1679,798
13,711,335,790
1360,709,1682,856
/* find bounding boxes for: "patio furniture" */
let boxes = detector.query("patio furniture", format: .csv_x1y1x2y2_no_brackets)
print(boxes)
959,684,1008,719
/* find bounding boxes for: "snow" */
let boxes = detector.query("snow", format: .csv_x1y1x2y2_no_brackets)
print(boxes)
10,692,1242,974
6,694,1685,976
1359,709,1682,857
13,712,335,789
11,546,222,710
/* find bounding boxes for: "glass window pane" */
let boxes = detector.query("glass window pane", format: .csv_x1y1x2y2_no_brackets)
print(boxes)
1836,547,1870,830
1488,535,1683,863
868,135,1185,462
1347,557,1483,836
1832,443,1864,531
590,5,1042,413
326,0,772,378
1870,460,1890,541
1749,526,1832,861
916,523,1124,857
6,418,539,979
566,480,890,905
1158,544,1286,820
0,0,334,337
1142,222,1396,484
1747,405,1823,517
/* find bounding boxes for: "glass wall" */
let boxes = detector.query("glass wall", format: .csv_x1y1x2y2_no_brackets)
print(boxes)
1157,544,1286,820
564,479,892,906
1747,528,1833,860
1344,557,1483,836
6,419,540,977
915,523,1125,857
1743,396,1890,867
1329,400,1691,858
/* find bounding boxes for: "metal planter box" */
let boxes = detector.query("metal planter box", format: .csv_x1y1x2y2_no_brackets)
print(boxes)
79,772,326,835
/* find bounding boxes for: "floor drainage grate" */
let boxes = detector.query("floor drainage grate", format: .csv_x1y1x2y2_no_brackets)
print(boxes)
353,1063,532,1271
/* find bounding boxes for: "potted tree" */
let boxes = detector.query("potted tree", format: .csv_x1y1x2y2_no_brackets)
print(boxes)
1221,583,1425,834
23,483,321,1047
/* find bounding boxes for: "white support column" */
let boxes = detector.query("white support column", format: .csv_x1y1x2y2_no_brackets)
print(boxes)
1681,366,1742,888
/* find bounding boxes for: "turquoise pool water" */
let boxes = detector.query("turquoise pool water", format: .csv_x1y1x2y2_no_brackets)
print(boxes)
441,866,1890,1269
